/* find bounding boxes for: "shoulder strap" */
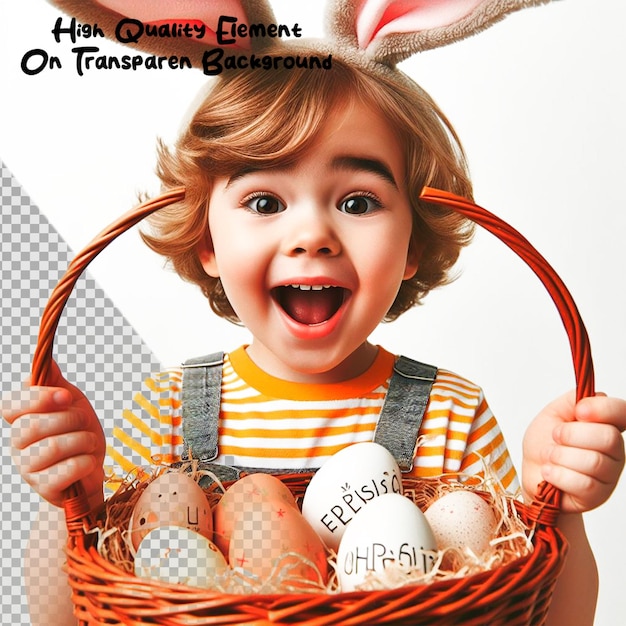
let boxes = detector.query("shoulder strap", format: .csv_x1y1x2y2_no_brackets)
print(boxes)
374,355,438,472
180,352,224,462
180,352,437,478
179,352,318,485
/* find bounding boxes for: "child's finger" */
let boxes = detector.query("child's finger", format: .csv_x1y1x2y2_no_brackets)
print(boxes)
14,431,99,475
554,421,625,464
10,408,89,450
575,395,626,432
541,463,614,514
23,455,98,506
1,386,72,425
546,443,623,486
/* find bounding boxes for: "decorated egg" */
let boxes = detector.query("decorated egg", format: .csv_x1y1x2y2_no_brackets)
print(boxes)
336,493,436,592
229,497,328,588
128,471,213,550
301,442,403,551
134,525,228,588
424,489,498,558
213,473,298,555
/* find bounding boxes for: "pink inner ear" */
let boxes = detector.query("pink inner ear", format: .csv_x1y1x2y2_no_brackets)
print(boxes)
356,0,487,49
95,0,249,47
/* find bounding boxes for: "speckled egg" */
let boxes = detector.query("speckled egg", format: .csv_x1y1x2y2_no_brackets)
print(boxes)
424,490,498,557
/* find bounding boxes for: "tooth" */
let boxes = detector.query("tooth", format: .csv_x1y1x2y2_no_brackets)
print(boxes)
285,283,336,290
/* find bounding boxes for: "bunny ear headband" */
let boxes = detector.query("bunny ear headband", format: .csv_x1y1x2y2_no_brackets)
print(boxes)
47,0,556,73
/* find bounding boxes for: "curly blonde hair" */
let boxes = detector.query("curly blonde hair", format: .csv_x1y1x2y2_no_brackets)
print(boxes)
141,55,474,323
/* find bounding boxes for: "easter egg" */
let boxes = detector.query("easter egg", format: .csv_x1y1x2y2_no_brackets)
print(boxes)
134,525,228,588
128,471,212,550
424,489,498,558
301,442,403,551
213,473,298,555
336,493,436,592
229,497,328,589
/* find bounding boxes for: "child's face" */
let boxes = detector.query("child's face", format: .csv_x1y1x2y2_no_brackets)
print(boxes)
199,99,419,383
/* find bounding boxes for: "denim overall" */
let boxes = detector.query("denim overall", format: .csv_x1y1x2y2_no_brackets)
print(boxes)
179,352,437,486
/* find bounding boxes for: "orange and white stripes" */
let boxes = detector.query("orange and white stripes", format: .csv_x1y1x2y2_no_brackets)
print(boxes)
411,370,518,490
104,346,518,493
104,370,183,487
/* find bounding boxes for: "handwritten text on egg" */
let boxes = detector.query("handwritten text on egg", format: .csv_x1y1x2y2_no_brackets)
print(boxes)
320,473,402,534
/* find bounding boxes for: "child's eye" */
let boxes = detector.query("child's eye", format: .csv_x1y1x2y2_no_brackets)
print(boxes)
243,193,285,215
339,194,382,215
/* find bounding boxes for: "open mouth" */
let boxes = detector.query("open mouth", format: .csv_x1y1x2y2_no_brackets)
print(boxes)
272,285,348,326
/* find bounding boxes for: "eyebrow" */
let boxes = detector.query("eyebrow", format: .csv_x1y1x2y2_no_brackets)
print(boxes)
330,156,398,189
225,155,399,189
226,167,263,188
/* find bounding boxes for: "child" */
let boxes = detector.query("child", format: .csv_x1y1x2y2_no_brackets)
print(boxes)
3,1,626,625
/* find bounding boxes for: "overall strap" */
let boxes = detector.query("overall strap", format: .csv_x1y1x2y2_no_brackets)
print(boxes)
179,352,317,485
374,355,438,472
181,352,224,462
179,352,437,481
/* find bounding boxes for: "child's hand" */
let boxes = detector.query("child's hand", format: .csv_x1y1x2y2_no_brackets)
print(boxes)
1,360,106,511
522,392,626,513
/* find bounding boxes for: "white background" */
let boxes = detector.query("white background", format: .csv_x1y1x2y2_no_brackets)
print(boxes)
1,1,625,623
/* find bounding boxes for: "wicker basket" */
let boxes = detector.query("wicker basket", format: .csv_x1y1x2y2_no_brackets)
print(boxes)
31,187,594,625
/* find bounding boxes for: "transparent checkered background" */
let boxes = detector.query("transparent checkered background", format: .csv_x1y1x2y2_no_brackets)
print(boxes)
0,161,162,624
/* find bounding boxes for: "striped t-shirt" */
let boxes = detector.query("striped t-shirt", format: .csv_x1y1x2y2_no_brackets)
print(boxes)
104,346,519,493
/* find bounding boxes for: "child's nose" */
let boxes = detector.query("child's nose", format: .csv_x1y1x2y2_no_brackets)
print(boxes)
283,208,341,257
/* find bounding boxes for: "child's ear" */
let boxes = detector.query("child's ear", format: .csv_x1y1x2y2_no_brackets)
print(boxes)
403,239,421,280
197,232,219,278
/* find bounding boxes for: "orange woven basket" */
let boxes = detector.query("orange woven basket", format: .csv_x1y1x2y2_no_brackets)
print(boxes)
31,186,594,625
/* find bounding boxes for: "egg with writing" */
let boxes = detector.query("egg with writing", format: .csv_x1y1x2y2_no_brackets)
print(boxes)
336,493,436,592
337,494,437,592
302,442,403,552
229,497,328,589
134,525,228,588
128,470,212,550
424,489,498,559
213,473,299,555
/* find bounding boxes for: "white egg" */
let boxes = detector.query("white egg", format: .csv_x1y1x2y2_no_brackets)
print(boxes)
134,525,228,588
336,493,436,592
424,490,498,558
302,442,403,551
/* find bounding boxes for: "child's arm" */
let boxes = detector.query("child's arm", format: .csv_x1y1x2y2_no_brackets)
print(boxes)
522,392,626,625
24,501,77,626
2,360,106,626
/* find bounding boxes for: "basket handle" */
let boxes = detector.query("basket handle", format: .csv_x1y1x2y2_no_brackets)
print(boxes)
31,186,594,530
420,187,595,524
420,187,595,401
31,188,186,533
